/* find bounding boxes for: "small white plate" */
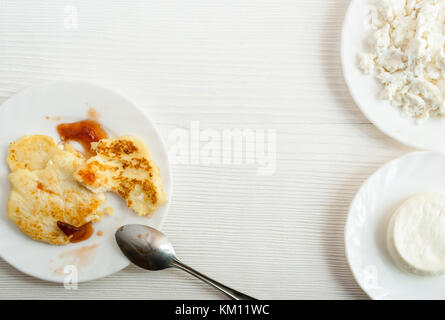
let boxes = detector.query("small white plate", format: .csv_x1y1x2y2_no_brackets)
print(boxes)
0,80,172,283
346,151,445,300
342,0,445,151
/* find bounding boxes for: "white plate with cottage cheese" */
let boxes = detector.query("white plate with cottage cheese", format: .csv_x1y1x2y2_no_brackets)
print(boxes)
346,151,445,300
342,0,445,151
0,81,172,283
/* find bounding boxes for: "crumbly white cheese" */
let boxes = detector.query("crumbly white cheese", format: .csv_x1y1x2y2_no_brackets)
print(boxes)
387,193,445,276
358,0,445,122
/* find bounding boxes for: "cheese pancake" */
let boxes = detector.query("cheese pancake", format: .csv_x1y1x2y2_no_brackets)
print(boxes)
7,135,58,171
7,135,106,245
75,136,168,217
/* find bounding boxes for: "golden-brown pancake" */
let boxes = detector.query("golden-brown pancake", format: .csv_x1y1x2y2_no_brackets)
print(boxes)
7,135,107,245
75,136,168,217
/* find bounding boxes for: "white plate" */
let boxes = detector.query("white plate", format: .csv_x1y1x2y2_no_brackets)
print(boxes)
342,0,445,151
0,80,172,283
345,151,445,300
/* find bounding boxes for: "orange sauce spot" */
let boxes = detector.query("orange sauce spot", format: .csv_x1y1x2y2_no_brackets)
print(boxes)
53,244,99,273
45,116,62,121
87,108,100,121
57,221,94,243
57,120,108,157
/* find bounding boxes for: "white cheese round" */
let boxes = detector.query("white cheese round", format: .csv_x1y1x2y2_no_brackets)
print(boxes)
387,193,445,276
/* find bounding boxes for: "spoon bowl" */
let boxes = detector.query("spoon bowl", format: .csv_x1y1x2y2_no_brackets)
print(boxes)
116,224,176,271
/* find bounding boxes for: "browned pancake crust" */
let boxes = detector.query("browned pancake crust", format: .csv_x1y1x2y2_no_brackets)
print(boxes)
75,136,167,217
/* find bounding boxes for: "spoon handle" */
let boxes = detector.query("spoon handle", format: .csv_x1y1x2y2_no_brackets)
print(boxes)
172,260,256,300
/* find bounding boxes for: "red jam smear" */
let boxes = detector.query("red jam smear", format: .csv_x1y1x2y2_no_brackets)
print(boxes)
57,120,108,156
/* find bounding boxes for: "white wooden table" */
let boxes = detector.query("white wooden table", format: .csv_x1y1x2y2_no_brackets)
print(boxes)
0,0,413,299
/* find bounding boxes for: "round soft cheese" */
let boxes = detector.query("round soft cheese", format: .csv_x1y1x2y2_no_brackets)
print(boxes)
387,193,445,276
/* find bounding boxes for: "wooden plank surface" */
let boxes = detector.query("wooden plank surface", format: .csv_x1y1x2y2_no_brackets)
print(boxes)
0,0,414,299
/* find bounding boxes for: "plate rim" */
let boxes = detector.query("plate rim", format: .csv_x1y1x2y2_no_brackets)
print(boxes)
0,79,173,283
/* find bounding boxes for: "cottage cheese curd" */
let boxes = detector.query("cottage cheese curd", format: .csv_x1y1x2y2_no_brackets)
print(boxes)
358,0,445,122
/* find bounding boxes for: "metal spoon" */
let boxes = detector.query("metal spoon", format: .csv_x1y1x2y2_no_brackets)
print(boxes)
115,224,256,300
